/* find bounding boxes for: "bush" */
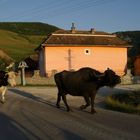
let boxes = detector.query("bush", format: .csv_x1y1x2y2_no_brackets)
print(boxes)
105,92,140,115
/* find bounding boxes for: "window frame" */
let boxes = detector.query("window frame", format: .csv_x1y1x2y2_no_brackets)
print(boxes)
84,48,91,55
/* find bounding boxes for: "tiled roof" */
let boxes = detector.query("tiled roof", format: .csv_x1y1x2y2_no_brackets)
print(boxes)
41,29,131,47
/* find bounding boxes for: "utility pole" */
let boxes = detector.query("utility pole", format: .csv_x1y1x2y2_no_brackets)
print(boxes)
65,49,74,71
68,49,72,70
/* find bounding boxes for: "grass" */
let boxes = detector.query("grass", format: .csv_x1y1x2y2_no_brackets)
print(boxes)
0,30,45,62
105,92,140,115
0,22,59,63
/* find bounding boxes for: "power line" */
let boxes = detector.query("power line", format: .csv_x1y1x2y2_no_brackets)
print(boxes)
2,0,116,21
42,0,115,20
2,0,69,21
34,0,115,20
1,0,53,20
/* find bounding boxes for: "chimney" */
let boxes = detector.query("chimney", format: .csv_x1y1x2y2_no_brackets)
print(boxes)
90,28,95,34
71,23,76,33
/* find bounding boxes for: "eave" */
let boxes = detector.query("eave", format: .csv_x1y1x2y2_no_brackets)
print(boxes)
41,43,132,48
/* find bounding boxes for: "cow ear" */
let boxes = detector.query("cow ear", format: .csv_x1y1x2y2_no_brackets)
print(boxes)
89,71,103,79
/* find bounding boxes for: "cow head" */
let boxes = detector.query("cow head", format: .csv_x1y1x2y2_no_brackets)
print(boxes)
103,68,121,87
6,71,17,87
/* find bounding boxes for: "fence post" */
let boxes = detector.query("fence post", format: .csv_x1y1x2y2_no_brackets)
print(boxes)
18,61,28,86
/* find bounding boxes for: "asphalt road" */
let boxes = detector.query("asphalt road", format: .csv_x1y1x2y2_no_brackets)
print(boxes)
0,86,140,140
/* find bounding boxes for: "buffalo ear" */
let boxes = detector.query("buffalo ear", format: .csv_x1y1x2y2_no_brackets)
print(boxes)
88,71,96,80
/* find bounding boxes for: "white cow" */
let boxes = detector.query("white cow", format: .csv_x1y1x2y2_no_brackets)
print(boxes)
0,71,16,103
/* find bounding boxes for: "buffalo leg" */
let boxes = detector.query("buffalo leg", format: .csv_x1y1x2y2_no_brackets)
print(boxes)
80,96,90,110
56,92,61,108
62,95,70,111
90,94,96,114
1,87,7,103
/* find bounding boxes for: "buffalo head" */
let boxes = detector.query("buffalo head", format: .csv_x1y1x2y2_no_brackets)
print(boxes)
102,68,121,87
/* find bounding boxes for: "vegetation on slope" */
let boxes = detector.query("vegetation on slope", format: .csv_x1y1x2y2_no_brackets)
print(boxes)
0,29,44,61
116,31,140,70
0,22,59,65
116,31,140,57
0,22,59,35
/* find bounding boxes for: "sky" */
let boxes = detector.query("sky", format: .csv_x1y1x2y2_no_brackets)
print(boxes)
0,0,140,33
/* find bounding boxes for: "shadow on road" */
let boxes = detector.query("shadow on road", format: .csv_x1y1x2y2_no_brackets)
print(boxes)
0,111,85,140
0,112,41,140
20,107,86,140
9,88,57,109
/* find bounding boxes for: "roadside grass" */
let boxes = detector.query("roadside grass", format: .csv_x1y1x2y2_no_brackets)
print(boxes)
21,84,56,87
105,92,140,115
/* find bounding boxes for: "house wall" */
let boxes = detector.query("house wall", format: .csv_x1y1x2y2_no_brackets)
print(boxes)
39,49,46,76
44,46,127,76
134,56,140,76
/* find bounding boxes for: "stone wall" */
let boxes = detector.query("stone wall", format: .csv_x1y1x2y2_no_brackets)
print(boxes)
132,76,140,84
16,70,56,86
16,70,140,86
121,69,133,85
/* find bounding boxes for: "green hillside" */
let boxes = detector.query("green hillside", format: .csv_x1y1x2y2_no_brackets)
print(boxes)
0,29,45,60
0,22,59,35
115,31,140,69
0,22,59,65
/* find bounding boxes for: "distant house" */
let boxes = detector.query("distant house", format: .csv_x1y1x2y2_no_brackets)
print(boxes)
36,25,131,77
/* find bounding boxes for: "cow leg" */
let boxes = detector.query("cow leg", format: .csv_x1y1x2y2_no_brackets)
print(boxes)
56,92,61,108
90,94,96,114
62,95,70,111
1,86,7,104
80,96,90,110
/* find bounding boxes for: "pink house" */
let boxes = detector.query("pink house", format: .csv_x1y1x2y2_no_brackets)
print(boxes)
37,26,131,77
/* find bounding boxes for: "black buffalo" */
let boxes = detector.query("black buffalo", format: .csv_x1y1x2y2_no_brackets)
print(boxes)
54,67,121,114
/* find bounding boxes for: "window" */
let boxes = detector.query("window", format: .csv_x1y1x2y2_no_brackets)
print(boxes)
84,49,91,55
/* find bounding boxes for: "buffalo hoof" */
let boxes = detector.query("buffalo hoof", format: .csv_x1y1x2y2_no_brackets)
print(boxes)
66,108,71,112
91,110,96,114
80,105,85,110
56,104,60,108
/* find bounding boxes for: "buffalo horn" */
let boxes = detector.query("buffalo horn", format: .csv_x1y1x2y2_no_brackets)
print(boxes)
94,73,105,78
